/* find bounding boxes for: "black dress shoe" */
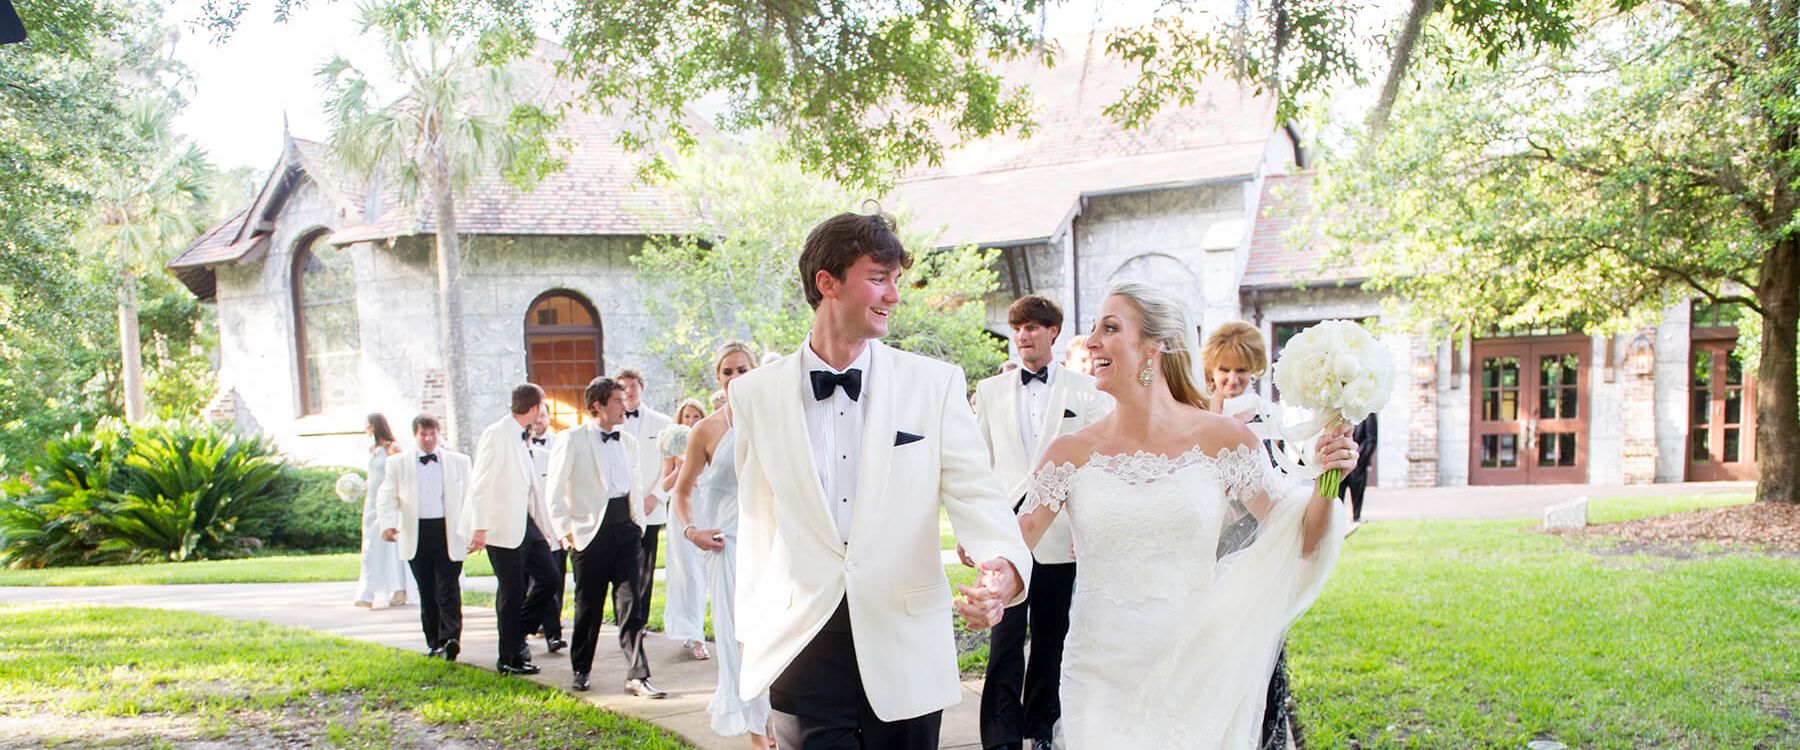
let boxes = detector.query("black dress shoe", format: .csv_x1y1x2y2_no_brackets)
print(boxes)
623,678,666,698
572,672,590,691
498,661,541,675
546,637,567,654
1033,738,1055,750
426,646,446,659
442,639,459,662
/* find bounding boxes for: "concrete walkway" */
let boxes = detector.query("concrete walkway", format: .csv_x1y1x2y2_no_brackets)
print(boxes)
0,481,1752,748
0,578,988,750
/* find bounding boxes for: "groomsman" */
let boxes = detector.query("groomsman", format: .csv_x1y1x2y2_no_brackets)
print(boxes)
469,384,563,675
731,211,1032,748
972,295,1111,750
525,410,567,653
545,376,664,697
377,414,473,661
616,368,706,648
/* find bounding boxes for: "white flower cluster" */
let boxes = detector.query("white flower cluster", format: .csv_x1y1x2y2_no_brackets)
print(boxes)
334,472,366,503
1271,320,1394,425
658,424,692,458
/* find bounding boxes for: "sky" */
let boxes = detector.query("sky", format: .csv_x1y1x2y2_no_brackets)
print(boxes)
166,0,1381,175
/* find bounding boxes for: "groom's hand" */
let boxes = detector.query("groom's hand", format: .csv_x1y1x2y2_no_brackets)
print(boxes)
954,557,1023,630
976,558,1023,603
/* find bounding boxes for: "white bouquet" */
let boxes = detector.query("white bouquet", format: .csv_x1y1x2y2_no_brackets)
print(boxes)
1271,320,1393,497
657,424,691,459
334,472,366,503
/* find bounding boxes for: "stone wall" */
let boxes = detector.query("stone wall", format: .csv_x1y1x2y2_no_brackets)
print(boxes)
1653,301,1693,482
1072,182,1244,334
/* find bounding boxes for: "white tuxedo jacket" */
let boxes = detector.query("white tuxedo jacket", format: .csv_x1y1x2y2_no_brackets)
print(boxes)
545,421,645,551
469,415,544,550
730,339,1033,721
630,407,674,525
375,448,475,562
974,364,1112,564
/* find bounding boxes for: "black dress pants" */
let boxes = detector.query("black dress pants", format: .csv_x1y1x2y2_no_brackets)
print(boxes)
632,521,662,628
770,598,943,750
570,496,650,679
980,560,1076,749
527,547,567,640
407,518,463,649
486,520,559,667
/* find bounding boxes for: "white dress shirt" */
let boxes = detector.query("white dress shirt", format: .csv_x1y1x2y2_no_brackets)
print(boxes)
1016,362,1055,459
417,454,446,519
600,427,632,498
513,431,544,525
802,338,872,545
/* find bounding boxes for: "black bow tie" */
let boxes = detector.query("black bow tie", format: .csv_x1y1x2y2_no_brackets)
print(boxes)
600,430,621,443
810,368,863,401
418,453,438,465
530,437,547,446
520,429,530,441
1020,367,1048,386
624,409,640,419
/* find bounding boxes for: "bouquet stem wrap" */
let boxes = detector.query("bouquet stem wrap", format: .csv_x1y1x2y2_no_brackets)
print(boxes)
1315,415,1344,500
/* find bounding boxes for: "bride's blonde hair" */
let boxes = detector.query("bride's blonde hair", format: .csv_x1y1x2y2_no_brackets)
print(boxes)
1106,282,1210,410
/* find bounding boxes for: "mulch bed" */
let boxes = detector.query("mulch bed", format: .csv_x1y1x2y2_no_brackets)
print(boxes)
1571,501,1800,553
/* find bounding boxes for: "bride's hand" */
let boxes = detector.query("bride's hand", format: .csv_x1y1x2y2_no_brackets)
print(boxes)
1313,424,1358,474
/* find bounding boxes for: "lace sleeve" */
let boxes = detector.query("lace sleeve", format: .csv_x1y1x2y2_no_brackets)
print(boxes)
1214,443,1294,560
1021,462,1077,515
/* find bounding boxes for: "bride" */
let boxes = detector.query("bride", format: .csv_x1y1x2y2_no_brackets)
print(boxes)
1014,283,1356,749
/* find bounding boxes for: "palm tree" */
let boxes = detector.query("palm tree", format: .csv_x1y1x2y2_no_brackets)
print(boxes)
319,1,553,447
78,98,211,422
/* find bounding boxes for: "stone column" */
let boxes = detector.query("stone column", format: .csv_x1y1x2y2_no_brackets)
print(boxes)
1621,330,1659,484
1407,338,1440,486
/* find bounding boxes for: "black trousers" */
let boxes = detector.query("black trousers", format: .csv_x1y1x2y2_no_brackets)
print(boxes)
571,496,650,679
1343,469,1369,521
632,522,662,628
770,598,943,750
980,560,1076,749
407,518,463,649
527,547,567,640
486,520,559,667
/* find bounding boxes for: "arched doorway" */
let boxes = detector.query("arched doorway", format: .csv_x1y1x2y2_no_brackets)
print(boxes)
524,291,603,431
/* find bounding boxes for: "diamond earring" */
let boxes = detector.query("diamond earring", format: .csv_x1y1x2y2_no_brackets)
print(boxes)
1138,359,1155,387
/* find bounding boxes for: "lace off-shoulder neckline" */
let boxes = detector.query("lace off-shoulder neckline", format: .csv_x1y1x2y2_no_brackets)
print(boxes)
1045,442,1262,482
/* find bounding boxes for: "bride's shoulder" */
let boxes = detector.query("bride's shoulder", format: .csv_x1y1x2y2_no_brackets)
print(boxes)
1038,424,1104,472
1189,408,1261,458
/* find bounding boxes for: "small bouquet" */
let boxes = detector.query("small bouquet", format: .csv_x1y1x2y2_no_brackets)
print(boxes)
334,472,366,503
1271,320,1393,498
657,424,691,459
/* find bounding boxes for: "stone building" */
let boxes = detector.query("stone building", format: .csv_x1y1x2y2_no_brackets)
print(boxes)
172,42,1756,485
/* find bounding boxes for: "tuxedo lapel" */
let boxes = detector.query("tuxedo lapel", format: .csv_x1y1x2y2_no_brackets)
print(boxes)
1034,374,1073,463
1001,374,1026,461
581,423,613,495
848,342,898,547
772,352,841,553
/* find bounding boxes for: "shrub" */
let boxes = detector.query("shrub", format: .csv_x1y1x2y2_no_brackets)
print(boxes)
266,465,363,552
0,418,293,567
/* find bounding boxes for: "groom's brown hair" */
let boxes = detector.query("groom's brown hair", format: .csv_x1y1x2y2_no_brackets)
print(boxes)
798,210,914,309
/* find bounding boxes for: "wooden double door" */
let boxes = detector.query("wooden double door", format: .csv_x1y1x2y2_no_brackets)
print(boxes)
1470,337,1590,484
1687,337,1757,480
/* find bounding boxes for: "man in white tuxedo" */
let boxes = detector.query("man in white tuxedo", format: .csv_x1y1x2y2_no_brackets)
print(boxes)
525,410,567,654
616,368,709,651
378,414,474,661
546,376,667,696
972,295,1111,750
468,384,563,675
730,211,1033,749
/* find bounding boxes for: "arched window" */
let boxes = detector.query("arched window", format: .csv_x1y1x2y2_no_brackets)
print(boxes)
292,233,362,416
525,291,604,431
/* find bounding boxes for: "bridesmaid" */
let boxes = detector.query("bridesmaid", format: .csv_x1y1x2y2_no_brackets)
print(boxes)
353,413,417,608
672,342,771,748
658,397,712,661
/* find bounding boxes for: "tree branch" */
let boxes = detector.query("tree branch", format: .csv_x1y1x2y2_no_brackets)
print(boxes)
1366,0,1437,139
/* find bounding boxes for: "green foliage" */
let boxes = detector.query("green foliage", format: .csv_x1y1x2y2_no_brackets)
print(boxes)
0,419,297,568
632,141,1005,400
265,465,364,552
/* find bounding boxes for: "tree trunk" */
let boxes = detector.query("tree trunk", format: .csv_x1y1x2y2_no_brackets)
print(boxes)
1366,0,1437,139
117,269,146,422
432,162,469,451
1754,236,1800,503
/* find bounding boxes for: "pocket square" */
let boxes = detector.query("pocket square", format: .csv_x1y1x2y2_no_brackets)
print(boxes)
1063,408,1078,418
894,431,924,446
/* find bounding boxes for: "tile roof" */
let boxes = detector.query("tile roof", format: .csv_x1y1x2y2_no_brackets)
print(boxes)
1242,172,1364,288
893,36,1281,247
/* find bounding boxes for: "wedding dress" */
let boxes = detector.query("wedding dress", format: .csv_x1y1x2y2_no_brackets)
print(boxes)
1022,442,1346,749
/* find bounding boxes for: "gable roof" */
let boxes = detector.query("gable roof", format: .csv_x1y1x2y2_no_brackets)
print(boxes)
893,36,1283,248
1242,172,1363,289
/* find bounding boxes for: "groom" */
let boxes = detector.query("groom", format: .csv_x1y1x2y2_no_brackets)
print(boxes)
731,210,1033,749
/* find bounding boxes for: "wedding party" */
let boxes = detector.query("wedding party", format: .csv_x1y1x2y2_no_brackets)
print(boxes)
3,0,1797,749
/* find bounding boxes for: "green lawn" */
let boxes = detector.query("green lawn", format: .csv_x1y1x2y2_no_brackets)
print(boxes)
1290,494,1797,749
0,605,691,748
0,550,497,586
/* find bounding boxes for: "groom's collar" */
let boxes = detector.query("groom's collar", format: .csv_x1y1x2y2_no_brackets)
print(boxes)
801,334,877,398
